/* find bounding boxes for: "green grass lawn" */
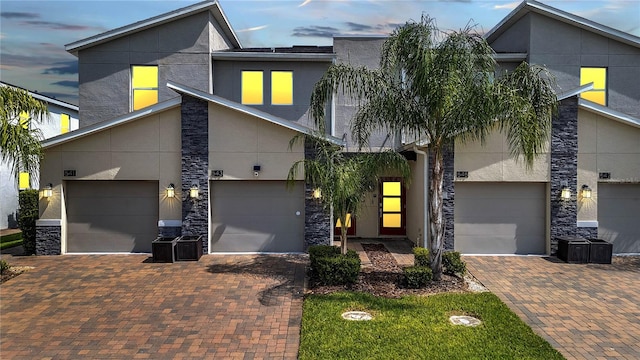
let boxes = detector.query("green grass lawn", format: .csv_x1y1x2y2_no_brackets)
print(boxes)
300,292,564,360
0,232,23,250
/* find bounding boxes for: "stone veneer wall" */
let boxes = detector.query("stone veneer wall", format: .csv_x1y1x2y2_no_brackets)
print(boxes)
550,97,579,254
429,144,455,251
35,225,61,255
576,227,598,239
304,139,331,249
181,95,209,252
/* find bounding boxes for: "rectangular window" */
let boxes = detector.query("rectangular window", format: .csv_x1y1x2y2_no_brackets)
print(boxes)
580,67,606,106
242,71,263,105
19,172,30,190
131,65,158,110
271,71,293,105
19,111,29,129
61,113,70,134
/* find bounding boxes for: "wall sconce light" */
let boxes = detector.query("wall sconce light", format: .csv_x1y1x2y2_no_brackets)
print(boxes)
43,183,53,198
253,165,261,177
312,188,322,199
561,187,571,200
166,183,175,198
190,184,199,199
581,184,592,199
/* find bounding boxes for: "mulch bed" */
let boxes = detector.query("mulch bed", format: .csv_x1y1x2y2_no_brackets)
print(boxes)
308,243,468,298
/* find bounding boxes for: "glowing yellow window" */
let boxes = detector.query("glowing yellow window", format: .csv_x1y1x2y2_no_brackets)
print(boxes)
580,67,606,106
242,71,263,105
19,172,30,190
336,213,353,228
19,111,29,129
60,113,70,134
132,66,158,110
271,71,293,105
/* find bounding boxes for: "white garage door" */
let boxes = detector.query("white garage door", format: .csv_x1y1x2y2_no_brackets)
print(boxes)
66,181,159,253
598,184,640,253
455,182,546,254
210,181,305,252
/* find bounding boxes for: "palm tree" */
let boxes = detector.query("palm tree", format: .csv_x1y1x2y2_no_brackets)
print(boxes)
308,17,557,279
0,85,49,179
288,135,410,254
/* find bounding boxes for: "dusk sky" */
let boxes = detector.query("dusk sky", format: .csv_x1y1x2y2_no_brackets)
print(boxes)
1,0,639,105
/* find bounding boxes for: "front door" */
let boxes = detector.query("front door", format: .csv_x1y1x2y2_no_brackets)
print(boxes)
335,213,356,236
379,178,406,235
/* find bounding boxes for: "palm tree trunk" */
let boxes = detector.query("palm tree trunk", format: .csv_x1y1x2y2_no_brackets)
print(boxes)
429,147,445,281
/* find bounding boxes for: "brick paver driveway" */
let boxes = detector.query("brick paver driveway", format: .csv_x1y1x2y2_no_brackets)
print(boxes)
0,254,306,359
466,256,640,360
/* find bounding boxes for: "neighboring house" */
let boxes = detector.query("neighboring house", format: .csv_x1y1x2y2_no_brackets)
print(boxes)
35,0,639,256
0,82,79,230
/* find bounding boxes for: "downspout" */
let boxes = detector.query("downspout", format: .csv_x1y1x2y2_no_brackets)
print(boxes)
413,146,429,249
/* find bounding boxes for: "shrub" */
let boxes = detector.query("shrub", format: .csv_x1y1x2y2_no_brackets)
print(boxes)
442,251,466,276
0,259,11,274
413,247,430,267
309,245,361,285
18,189,39,255
403,266,433,288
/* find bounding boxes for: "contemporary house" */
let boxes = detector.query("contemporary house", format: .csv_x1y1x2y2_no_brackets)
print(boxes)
0,82,79,230
35,0,639,256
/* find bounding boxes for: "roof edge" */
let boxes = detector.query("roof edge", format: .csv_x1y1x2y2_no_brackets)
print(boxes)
42,98,181,148
578,99,640,129
65,0,240,55
212,51,335,62
0,82,78,111
166,81,344,145
485,0,640,48
557,83,594,101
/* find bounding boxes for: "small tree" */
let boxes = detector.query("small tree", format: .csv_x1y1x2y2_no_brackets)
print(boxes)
288,135,410,254
0,85,49,178
308,17,557,279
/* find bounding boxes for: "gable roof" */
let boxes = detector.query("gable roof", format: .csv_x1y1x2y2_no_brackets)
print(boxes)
0,81,78,112
42,98,181,149
485,0,640,49
166,81,344,145
65,0,240,55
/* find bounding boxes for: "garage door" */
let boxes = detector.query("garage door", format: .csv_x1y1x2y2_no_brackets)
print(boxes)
598,184,640,253
66,181,159,253
210,181,304,252
455,182,546,254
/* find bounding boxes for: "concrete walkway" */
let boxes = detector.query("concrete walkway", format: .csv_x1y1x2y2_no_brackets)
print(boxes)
0,253,306,359
466,256,640,360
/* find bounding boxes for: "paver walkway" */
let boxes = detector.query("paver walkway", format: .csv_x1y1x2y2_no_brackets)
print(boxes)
466,256,640,360
0,254,306,359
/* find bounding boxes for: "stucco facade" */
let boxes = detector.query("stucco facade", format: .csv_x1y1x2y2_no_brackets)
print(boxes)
35,0,640,255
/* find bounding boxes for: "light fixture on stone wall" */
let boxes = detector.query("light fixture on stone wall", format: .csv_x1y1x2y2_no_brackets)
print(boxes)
253,165,261,177
561,187,571,199
190,184,199,199
166,183,175,198
312,188,322,199
581,184,592,199
43,183,53,198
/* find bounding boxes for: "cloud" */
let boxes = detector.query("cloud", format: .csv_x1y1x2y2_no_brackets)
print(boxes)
493,1,520,10
43,61,78,75
0,12,39,19
51,80,78,88
238,25,269,32
21,20,103,31
292,25,340,38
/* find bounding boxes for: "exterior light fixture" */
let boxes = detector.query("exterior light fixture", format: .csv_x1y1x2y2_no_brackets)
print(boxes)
561,187,571,200
312,188,322,199
253,165,261,177
190,184,199,199
43,183,53,198
581,185,592,199
166,183,175,198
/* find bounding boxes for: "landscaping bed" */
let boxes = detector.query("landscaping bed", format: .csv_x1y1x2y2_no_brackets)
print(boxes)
307,243,467,298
